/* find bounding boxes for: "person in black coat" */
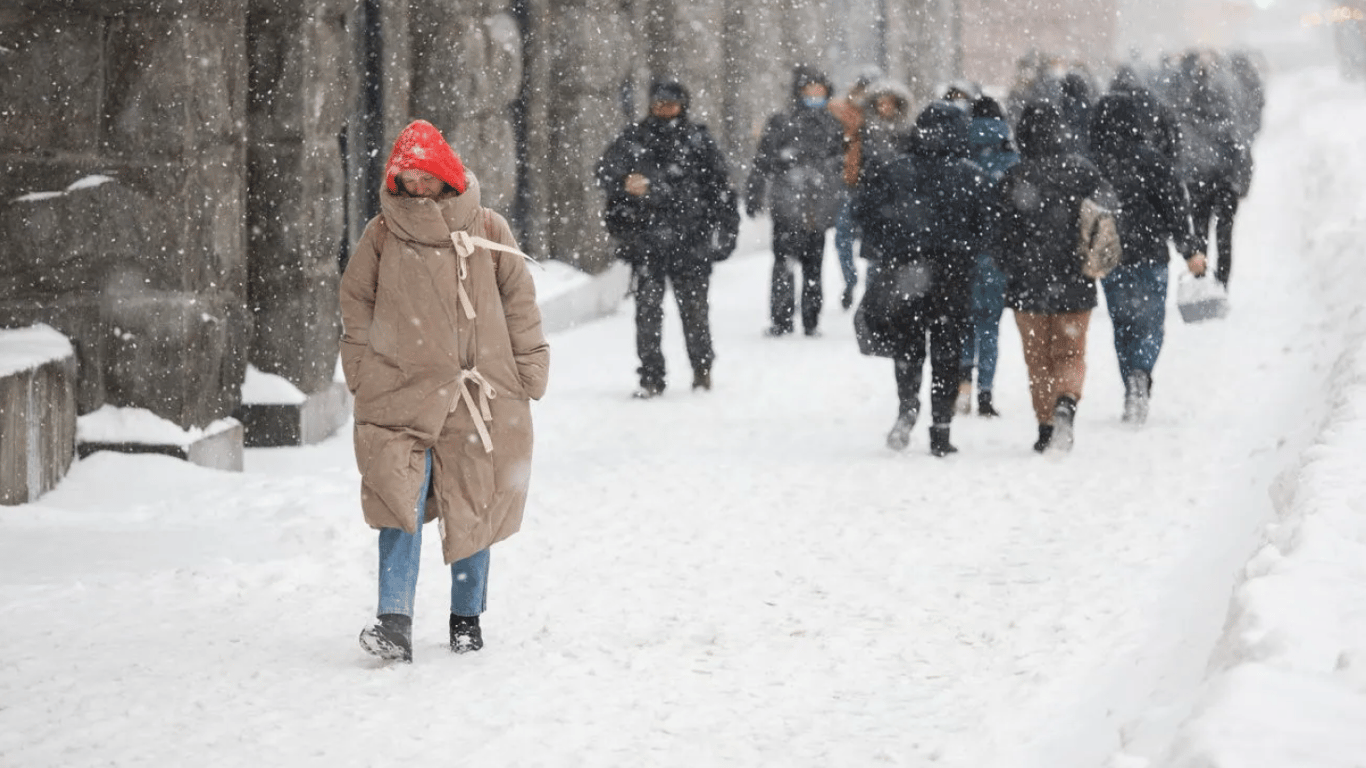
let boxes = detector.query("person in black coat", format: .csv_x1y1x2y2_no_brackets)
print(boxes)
746,65,847,337
1090,92,1204,425
1174,53,1253,289
995,101,1115,453
854,101,991,456
597,78,739,398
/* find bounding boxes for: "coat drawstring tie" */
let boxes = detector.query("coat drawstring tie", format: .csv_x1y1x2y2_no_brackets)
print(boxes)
449,368,498,453
450,230,530,320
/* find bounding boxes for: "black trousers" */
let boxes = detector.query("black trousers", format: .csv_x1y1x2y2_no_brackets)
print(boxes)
888,265,970,425
1187,180,1240,287
771,220,826,333
633,252,714,390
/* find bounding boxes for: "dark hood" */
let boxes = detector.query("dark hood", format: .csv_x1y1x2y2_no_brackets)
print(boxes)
648,77,690,117
791,64,834,105
1090,93,1145,159
911,100,971,159
1015,101,1069,159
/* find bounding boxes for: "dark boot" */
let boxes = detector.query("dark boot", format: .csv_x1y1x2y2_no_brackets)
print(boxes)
632,383,664,399
1032,424,1054,453
928,425,958,457
692,367,712,392
886,410,916,451
359,613,412,663
977,390,1000,418
1049,395,1077,453
450,614,484,654
1122,370,1150,425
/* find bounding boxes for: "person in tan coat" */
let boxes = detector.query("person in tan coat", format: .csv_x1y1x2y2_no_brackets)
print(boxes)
340,119,549,662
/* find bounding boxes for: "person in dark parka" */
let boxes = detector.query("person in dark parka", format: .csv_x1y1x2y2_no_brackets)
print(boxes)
1090,93,1204,426
995,101,1115,453
854,101,991,456
1175,54,1253,289
597,78,739,398
956,94,1020,418
746,65,847,337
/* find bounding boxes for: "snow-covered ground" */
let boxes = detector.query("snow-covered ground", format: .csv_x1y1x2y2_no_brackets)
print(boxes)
2,67,1364,768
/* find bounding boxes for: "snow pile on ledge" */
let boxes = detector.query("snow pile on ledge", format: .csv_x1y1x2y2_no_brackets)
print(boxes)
0,324,74,378
77,406,239,446
241,365,307,405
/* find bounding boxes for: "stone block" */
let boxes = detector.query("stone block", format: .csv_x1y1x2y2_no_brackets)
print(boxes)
0,326,78,506
0,10,103,154
234,379,351,447
76,411,244,472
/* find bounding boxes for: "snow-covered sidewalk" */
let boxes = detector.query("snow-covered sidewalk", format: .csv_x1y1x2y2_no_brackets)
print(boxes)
1,68,1364,768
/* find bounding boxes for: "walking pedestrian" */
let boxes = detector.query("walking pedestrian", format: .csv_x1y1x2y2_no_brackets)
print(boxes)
341,120,550,662
1091,93,1204,425
956,94,1019,418
854,101,991,456
1175,52,1253,289
829,67,881,310
994,102,1115,453
597,78,739,398
746,65,847,337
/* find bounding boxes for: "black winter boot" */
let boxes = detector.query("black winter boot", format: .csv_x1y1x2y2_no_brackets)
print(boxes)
692,367,712,392
886,410,917,451
360,613,412,663
977,390,1000,418
632,383,664,399
1032,424,1054,453
1049,395,1077,453
450,614,484,654
928,425,958,457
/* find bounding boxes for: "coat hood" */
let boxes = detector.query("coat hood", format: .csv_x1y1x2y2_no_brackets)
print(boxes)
791,64,834,104
648,77,690,116
380,171,483,247
911,100,970,159
968,116,1013,154
1015,101,1069,159
863,79,913,122
1090,93,1146,159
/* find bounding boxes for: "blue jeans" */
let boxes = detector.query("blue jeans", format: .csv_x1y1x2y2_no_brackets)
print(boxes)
834,197,857,290
1101,260,1169,382
960,253,1007,392
377,451,490,617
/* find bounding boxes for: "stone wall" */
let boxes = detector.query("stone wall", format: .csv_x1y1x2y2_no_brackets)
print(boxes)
0,1,250,429
245,0,352,395
0,332,77,506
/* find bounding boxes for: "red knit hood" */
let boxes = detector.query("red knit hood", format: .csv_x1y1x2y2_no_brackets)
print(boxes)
384,120,468,195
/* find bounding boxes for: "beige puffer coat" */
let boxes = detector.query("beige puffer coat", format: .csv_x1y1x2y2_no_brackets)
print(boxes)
340,172,549,564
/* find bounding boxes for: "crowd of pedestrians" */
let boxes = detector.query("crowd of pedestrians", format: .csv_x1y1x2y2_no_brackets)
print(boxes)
341,49,1264,662
594,49,1264,456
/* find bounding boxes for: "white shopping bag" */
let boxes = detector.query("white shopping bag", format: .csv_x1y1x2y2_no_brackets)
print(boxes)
1176,273,1229,323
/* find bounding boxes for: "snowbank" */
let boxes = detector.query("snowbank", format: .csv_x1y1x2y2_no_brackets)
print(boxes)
1159,67,1366,768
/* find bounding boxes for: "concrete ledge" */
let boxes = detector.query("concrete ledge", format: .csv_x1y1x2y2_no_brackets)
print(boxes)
533,260,629,335
0,325,78,505
76,408,244,472
235,380,352,447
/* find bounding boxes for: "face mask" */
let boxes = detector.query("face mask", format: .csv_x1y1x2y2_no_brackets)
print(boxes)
802,96,827,109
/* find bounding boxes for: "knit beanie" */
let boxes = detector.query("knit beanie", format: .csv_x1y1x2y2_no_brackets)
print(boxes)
384,120,467,195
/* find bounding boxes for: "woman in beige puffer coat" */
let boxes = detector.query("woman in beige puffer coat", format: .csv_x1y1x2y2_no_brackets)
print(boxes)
340,120,549,662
